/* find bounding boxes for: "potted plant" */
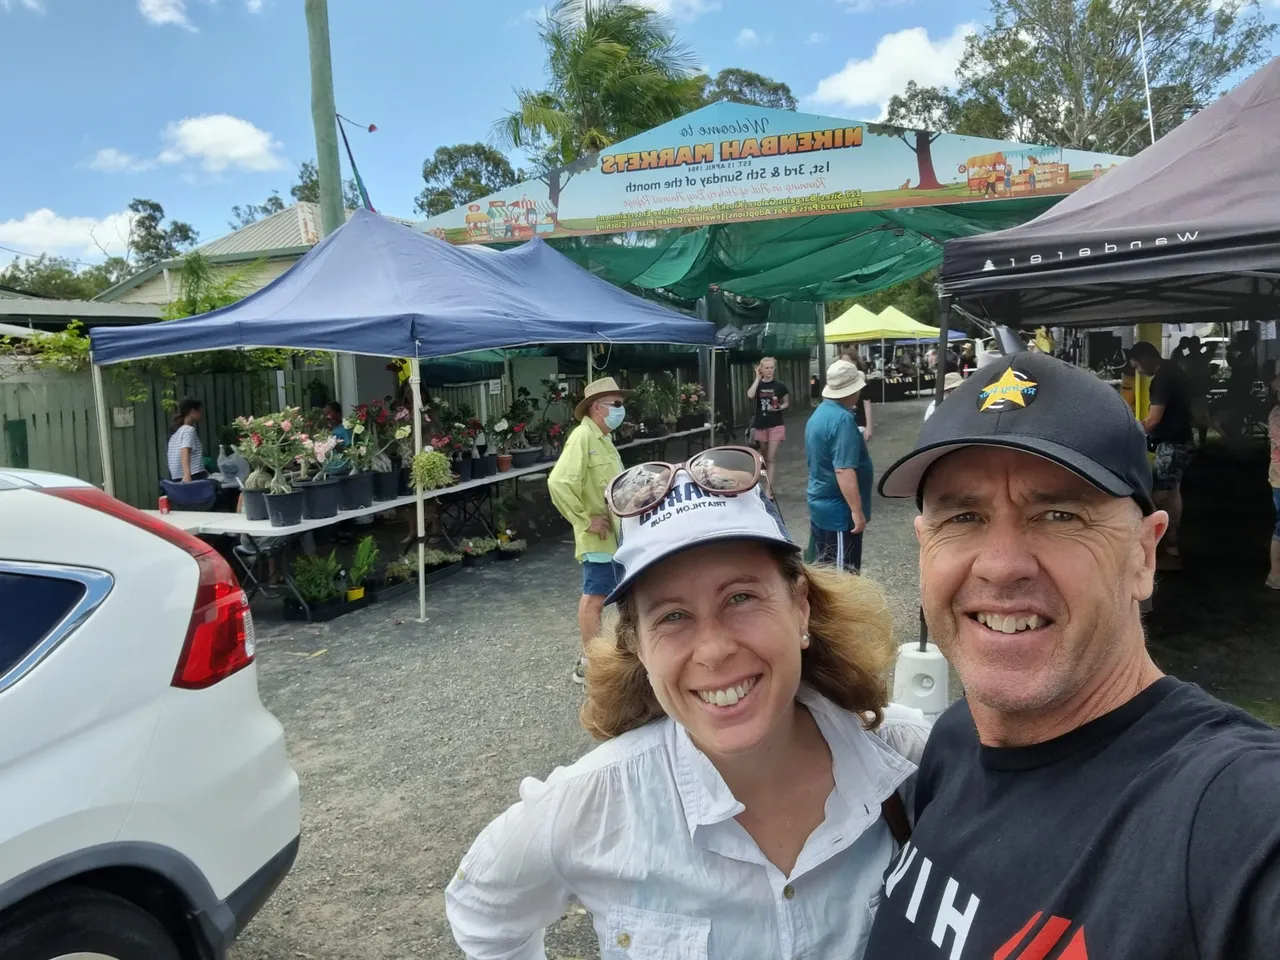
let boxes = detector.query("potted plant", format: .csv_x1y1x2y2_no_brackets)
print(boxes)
489,419,513,472
345,535,379,601
459,537,499,567
509,421,540,468
362,398,409,501
541,421,565,460
233,414,273,521
296,430,341,519
253,410,306,527
411,449,454,492
422,547,464,584
338,406,376,510
497,538,527,561
284,550,342,621
651,373,680,436
677,383,709,431
446,421,477,482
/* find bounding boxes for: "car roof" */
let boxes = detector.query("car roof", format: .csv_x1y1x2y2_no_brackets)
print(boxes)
0,468,97,492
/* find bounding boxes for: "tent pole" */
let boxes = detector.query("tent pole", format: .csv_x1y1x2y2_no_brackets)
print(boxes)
880,338,886,403
91,362,115,497
814,301,826,396
936,296,952,406
586,344,594,384
410,355,427,623
709,348,717,446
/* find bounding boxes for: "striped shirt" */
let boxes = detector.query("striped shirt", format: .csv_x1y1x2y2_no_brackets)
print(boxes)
168,424,204,480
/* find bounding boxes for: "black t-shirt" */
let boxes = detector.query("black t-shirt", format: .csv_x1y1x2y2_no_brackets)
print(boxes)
863,678,1280,960
752,380,789,428
1149,363,1193,444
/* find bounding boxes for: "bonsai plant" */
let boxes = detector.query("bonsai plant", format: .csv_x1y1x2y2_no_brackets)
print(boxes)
250,409,307,526
346,535,379,601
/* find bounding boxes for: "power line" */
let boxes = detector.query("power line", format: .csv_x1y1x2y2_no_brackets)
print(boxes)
0,243,110,267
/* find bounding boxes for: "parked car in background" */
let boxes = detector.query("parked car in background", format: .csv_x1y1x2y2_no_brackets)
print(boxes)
0,468,300,960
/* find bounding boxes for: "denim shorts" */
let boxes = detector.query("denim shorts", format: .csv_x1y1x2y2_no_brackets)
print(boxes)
1272,487,1280,543
582,559,621,597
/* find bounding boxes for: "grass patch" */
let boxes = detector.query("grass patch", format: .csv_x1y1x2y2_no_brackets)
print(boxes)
1232,697,1280,727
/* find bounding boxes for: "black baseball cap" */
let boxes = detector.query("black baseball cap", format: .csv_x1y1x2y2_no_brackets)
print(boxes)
879,352,1155,514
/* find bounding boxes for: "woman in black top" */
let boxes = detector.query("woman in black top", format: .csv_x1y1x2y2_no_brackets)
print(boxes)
746,356,790,487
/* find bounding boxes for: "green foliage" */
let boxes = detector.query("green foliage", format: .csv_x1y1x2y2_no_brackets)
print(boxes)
498,538,528,553
459,537,499,555
0,253,129,300
349,535,379,588
229,191,286,230
291,550,341,605
291,160,363,210
631,373,679,423
422,548,463,567
888,0,1276,155
383,556,417,583
496,0,704,166
0,319,91,373
827,271,942,328
697,68,796,110
129,198,198,268
411,450,454,491
415,143,522,216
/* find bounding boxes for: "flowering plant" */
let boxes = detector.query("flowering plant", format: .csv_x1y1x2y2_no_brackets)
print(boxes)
297,432,339,481
488,417,513,453
679,383,709,416
235,407,304,493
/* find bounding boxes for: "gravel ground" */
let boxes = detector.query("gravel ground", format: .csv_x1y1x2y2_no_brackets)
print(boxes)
228,396,1278,959
228,399,932,960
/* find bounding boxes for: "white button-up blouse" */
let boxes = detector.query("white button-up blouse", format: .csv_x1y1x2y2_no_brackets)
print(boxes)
446,689,930,959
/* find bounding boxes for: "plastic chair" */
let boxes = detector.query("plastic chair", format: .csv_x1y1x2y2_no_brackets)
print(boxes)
158,478,219,512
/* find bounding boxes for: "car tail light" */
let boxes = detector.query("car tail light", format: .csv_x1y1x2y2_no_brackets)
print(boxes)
41,487,255,689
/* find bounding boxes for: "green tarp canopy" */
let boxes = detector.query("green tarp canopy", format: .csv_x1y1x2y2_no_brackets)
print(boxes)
542,198,1061,302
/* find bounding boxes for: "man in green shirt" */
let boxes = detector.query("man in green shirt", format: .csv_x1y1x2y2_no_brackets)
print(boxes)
548,377,629,684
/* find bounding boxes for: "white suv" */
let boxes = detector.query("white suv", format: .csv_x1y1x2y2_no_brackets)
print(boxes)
0,469,300,960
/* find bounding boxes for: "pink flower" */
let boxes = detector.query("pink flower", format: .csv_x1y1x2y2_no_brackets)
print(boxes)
264,419,275,428
281,420,292,432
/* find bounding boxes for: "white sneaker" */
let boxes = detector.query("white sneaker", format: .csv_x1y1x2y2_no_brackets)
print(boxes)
571,656,587,684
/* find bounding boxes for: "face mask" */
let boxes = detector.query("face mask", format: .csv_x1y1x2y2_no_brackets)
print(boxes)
603,405,626,430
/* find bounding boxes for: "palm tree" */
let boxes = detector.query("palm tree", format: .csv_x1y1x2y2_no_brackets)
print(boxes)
496,0,704,170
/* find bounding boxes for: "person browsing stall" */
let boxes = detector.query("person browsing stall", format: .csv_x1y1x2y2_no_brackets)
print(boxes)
548,377,629,685
862,353,1280,960
448,445,929,959
805,359,874,573
1130,341,1195,570
167,397,206,482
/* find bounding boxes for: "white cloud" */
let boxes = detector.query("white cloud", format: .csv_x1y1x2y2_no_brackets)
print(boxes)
139,0,196,31
246,0,263,10
837,0,913,11
737,27,758,47
0,209,135,260
158,114,287,174
1,0,45,12
635,0,720,18
810,23,975,119
806,31,827,44
87,147,155,174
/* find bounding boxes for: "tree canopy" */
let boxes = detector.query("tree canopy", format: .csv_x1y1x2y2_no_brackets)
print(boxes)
698,68,797,110
415,144,522,216
290,160,363,211
229,191,286,230
496,0,705,166
0,254,128,300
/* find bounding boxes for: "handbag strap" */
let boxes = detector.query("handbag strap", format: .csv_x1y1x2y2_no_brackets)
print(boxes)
881,792,911,848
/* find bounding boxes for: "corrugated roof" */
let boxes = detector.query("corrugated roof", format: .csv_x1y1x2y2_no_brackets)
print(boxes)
197,203,417,257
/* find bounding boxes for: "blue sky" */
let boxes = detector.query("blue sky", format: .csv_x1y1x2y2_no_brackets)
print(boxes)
1,0,1276,267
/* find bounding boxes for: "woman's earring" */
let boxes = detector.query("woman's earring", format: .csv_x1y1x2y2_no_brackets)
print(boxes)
800,632,810,649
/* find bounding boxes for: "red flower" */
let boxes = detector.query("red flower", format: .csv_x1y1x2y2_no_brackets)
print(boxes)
251,433,263,447
513,422,524,433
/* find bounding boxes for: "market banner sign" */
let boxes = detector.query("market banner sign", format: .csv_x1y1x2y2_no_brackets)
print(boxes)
415,102,1127,245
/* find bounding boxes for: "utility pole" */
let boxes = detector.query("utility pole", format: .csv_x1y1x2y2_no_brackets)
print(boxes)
304,0,344,238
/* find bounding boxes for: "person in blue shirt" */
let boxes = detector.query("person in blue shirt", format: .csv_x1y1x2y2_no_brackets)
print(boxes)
805,359,873,573
323,402,352,473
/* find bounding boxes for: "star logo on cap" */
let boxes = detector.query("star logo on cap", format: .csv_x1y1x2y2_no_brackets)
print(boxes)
978,367,1039,412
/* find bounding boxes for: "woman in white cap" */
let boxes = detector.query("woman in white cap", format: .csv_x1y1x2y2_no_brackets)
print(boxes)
447,446,929,959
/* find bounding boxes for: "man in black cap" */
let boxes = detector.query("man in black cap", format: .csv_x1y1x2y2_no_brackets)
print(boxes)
862,353,1280,960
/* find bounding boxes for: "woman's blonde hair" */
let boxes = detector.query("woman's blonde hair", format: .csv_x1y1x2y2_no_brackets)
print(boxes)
758,355,778,370
580,550,896,740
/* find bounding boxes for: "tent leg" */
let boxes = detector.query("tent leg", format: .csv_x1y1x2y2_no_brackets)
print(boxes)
91,363,115,497
586,344,594,384
411,357,427,624
880,338,886,403
709,348,717,446
814,301,826,397
936,297,951,406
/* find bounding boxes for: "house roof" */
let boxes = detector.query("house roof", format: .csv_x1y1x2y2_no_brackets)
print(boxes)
0,298,163,330
96,202,416,302
0,285,43,299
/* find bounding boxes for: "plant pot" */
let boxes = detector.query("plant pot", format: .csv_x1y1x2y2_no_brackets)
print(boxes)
481,453,498,477
264,490,305,528
643,421,668,438
462,551,495,567
397,466,412,497
677,414,701,431
298,478,340,520
339,472,375,510
372,469,400,502
345,586,365,602
242,488,269,521
497,453,513,472
496,548,523,562
511,448,541,468
283,594,370,621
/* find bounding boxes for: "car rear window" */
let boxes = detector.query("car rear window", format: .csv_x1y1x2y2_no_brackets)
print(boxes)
0,571,87,677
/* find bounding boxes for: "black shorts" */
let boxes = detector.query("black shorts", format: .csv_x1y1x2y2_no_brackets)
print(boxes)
810,523,863,574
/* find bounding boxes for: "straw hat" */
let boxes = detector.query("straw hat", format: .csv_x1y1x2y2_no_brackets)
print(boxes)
943,371,965,392
574,376,630,421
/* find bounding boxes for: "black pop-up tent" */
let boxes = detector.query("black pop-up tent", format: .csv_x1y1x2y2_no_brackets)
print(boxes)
939,56,1280,327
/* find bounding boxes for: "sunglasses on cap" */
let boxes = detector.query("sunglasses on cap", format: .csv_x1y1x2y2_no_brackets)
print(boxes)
606,445,763,518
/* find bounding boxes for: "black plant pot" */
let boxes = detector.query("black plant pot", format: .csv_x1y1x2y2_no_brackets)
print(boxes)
483,453,498,477
496,548,523,562
298,478,340,520
397,466,412,497
511,448,541,468
462,551,495,567
372,469,400,502
676,414,701,431
242,488,269,521
340,472,375,511
264,490,305,528
455,456,474,482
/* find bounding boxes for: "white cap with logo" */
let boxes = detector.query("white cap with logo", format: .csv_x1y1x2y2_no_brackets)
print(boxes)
605,469,798,605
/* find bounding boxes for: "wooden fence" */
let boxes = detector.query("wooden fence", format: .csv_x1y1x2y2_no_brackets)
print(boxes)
0,364,335,509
